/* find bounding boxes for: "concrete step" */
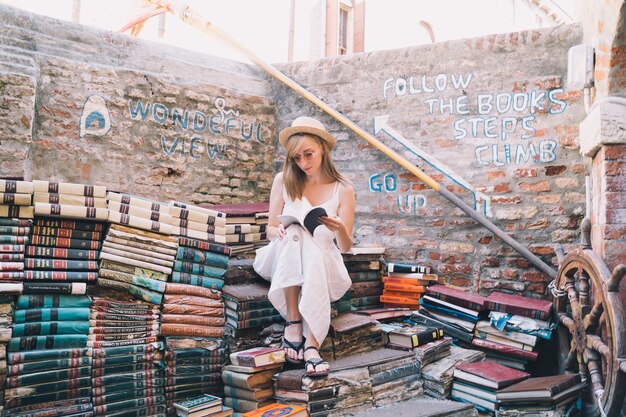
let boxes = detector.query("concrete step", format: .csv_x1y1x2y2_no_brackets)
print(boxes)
347,396,478,417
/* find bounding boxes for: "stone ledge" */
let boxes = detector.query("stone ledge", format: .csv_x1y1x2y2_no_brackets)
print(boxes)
579,101,626,157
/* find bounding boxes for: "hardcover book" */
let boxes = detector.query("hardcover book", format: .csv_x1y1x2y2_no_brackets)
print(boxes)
241,403,307,417
386,326,444,348
386,262,431,274
229,347,285,367
279,206,328,236
426,285,486,312
454,360,530,389
484,292,553,320
173,393,222,412
496,374,582,400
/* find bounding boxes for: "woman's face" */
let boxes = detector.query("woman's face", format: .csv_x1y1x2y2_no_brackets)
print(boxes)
291,134,323,176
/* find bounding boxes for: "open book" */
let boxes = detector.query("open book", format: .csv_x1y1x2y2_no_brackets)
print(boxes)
278,207,328,236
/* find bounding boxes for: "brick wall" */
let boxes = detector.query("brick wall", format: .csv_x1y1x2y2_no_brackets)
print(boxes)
274,24,586,296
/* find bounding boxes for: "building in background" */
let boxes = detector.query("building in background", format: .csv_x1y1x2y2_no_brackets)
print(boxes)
0,0,578,63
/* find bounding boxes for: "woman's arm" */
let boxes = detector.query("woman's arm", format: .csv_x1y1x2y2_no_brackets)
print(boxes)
319,182,355,252
266,172,286,240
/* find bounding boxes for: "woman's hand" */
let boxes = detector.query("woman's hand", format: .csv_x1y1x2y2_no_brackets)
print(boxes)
275,223,287,240
318,215,345,234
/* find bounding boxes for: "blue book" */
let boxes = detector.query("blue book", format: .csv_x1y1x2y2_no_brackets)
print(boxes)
419,298,480,323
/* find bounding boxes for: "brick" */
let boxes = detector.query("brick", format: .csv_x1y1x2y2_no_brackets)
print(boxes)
551,229,579,242
606,209,626,224
428,252,440,261
564,192,585,204
438,264,472,274
544,165,566,176
410,239,439,249
605,161,626,176
448,276,472,287
487,171,506,181
521,272,547,282
495,209,522,220
501,269,518,280
494,183,512,193
440,253,465,264
529,245,555,255
555,177,578,189
491,196,522,204
606,192,626,208
526,218,549,229
376,225,397,235
440,241,475,253
519,181,550,192
606,177,626,192
429,219,445,227
478,236,493,244
571,163,587,174
603,224,626,240
603,145,626,160
527,283,546,294
481,257,499,267
514,168,538,178
505,258,530,268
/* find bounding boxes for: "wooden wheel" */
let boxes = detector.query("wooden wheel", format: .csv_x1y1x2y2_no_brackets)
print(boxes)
554,219,626,417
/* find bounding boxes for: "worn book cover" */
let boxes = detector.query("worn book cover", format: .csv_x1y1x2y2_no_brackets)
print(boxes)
454,360,529,389
229,347,285,367
469,337,539,362
484,291,553,320
386,325,444,348
497,373,582,400
426,285,486,312
222,282,271,302
386,262,431,274
222,369,276,390
241,402,306,417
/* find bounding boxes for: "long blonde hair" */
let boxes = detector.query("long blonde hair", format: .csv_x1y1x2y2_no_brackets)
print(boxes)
282,133,347,201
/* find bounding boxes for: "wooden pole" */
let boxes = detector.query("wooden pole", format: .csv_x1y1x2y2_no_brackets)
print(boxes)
157,0,557,279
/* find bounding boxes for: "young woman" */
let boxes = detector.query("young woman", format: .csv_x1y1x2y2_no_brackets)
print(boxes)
254,116,355,377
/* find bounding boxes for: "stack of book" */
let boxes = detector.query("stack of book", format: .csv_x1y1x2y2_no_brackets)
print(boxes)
496,373,585,415
106,192,173,236
172,238,229,292
451,360,530,413
274,348,421,413
174,394,233,417
222,283,281,337
222,347,285,413
89,297,165,417
98,224,176,304
381,321,445,351
4,294,92,412
164,346,227,408
0,217,32,284
343,253,383,311
414,285,486,343
91,342,165,416
469,292,553,369
420,344,485,399
0,294,12,411
168,201,227,244
203,202,270,255
381,262,438,309
0,180,34,219
33,180,108,222
320,313,383,360
161,282,225,338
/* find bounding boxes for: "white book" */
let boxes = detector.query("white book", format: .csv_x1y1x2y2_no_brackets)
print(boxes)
451,388,497,411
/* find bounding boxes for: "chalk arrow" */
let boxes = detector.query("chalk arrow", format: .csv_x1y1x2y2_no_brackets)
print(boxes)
373,115,492,217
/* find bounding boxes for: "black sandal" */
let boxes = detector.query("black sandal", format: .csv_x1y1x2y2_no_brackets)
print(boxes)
281,320,305,364
304,346,329,377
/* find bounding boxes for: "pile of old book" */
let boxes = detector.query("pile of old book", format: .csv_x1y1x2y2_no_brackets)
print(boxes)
164,342,227,411
0,216,31,285
0,180,34,219
381,261,438,309
470,292,554,371
222,346,285,413
204,202,270,255
106,192,173,236
451,360,529,413
167,201,227,244
319,313,383,360
172,238,229,292
381,321,445,351
4,294,92,413
495,373,585,415
274,348,422,414
0,294,13,412
342,251,383,311
90,296,165,417
413,284,486,343
222,283,281,338
173,393,233,417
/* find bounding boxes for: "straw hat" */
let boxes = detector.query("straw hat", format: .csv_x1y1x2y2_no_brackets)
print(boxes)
278,116,337,150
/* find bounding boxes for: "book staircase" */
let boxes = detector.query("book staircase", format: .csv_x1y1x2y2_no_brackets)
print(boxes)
0,180,586,417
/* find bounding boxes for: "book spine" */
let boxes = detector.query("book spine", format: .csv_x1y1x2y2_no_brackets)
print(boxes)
90,312,159,322
235,308,278,320
349,295,382,307
92,369,164,387
0,226,30,235
86,337,158,348
92,387,165,406
160,323,224,338
24,271,97,282
370,362,421,386
99,260,167,280
4,389,92,409
170,272,224,290
228,315,283,329
0,243,25,252
22,282,86,295
175,247,229,269
91,378,165,396
107,211,173,235
12,321,90,337
131,276,167,293
0,180,33,194
172,207,225,227
0,236,28,244
222,296,272,310
33,180,105,197
483,301,549,321
32,226,102,241
387,262,430,273
16,294,91,309
14,308,91,323
162,304,223,316
173,261,226,278
5,375,91,394
0,205,34,218
380,295,420,306
101,245,173,268
428,289,483,311
177,237,230,255
0,192,32,205
0,261,24,271
34,218,104,232
25,246,99,260
165,373,221,386
6,367,91,388
0,253,24,261
163,282,221,299
164,348,225,361
7,348,90,364
91,343,162,358
93,353,159,368
102,241,174,263
3,403,92,417
0,397,90,414
92,362,158,378
90,299,158,311
29,235,101,250
34,203,108,220
349,271,380,282
163,294,223,308
383,283,426,293
0,282,22,293
98,252,171,275
128,285,163,305
108,201,173,224
34,193,107,208
24,258,99,270
106,193,169,213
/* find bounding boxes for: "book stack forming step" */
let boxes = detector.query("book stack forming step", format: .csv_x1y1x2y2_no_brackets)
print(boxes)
419,344,485,399
319,313,383,361
342,253,383,311
222,347,285,413
450,360,530,413
4,294,93,414
414,284,487,344
171,237,229,294
173,393,233,417
381,262,438,309
0,217,31,293
89,296,166,417
163,338,227,415
0,294,13,413
471,291,555,371
0,180,34,220
167,201,227,245
274,348,423,415
202,202,270,256
222,283,282,342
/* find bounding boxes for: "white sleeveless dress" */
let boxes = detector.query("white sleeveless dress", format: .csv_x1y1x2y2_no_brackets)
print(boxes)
253,181,351,345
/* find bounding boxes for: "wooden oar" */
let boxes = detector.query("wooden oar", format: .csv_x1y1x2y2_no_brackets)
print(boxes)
151,0,557,279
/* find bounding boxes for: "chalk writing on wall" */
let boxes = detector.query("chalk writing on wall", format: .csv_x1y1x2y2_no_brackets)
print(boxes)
369,173,427,215
128,96,266,160
80,95,111,138
382,73,567,167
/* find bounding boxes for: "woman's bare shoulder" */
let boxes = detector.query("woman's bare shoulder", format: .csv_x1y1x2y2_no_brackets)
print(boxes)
338,181,355,198
273,172,284,187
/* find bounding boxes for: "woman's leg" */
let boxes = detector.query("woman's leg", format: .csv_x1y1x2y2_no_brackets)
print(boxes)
304,334,329,374
283,286,304,361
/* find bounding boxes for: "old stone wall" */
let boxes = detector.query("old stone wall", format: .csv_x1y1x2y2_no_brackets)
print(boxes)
274,24,587,296
0,5,277,204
